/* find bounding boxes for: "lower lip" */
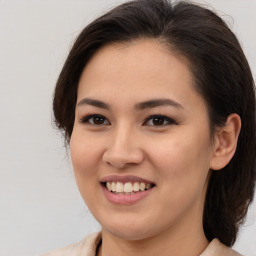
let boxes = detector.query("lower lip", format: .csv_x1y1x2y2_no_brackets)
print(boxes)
102,185,154,205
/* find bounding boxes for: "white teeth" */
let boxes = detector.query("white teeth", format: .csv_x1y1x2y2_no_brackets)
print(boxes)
111,182,116,192
124,182,133,193
133,182,140,192
116,182,124,193
140,182,146,191
145,183,151,190
105,181,153,193
106,182,111,191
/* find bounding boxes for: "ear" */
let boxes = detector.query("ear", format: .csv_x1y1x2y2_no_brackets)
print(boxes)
210,113,241,170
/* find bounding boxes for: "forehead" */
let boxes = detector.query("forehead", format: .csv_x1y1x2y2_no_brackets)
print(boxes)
77,39,205,111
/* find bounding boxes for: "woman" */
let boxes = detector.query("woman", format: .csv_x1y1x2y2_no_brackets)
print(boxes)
43,0,256,255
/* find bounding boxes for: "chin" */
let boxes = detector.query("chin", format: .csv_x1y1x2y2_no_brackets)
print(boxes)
105,226,152,241
99,216,160,241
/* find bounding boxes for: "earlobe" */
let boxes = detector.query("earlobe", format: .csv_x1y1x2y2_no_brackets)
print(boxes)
210,113,241,170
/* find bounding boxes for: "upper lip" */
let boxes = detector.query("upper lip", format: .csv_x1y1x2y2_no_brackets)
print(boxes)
100,175,155,184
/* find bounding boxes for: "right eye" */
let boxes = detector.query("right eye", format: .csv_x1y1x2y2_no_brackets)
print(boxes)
80,114,110,125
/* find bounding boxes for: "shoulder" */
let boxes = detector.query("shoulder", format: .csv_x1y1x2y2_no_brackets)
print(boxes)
40,232,101,256
200,239,243,256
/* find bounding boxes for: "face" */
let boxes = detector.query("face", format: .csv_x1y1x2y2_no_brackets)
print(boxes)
70,39,215,241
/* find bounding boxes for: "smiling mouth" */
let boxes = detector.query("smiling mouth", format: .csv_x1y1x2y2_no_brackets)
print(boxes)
102,181,155,194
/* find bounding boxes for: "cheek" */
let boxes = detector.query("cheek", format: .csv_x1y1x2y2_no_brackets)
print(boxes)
150,133,212,215
69,131,105,198
69,131,105,207
148,129,212,187
70,131,102,174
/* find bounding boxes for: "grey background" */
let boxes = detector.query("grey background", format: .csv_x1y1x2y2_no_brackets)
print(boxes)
0,0,255,255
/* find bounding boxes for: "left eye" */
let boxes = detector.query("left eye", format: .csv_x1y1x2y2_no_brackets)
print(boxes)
143,115,177,126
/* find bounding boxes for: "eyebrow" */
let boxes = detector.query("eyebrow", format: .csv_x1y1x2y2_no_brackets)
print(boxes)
134,98,184,110
77,98,110,109
77,98,184,110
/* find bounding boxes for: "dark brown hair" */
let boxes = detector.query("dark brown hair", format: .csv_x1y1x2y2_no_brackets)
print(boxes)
53,0,256,246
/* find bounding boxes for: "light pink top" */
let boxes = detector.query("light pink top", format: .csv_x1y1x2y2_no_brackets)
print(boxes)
41,232,243,256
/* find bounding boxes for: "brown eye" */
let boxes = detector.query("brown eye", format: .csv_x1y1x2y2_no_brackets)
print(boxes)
143,115,177,126
152,117,165,126
81,114,110,125
92,116,105,125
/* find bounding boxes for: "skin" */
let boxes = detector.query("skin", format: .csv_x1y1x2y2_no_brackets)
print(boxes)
70,39,241,256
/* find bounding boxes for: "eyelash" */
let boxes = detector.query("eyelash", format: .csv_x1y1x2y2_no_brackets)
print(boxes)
80,114,177,126
143,115,178,126
80,114,110,125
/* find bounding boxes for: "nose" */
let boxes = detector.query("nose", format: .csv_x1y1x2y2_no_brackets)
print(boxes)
102,126,144,169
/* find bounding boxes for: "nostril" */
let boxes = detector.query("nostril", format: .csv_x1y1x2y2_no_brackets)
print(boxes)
102,145,144,169
104,158,130,169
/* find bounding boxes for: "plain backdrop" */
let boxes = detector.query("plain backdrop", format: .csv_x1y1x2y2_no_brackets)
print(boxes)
0,0,255,255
